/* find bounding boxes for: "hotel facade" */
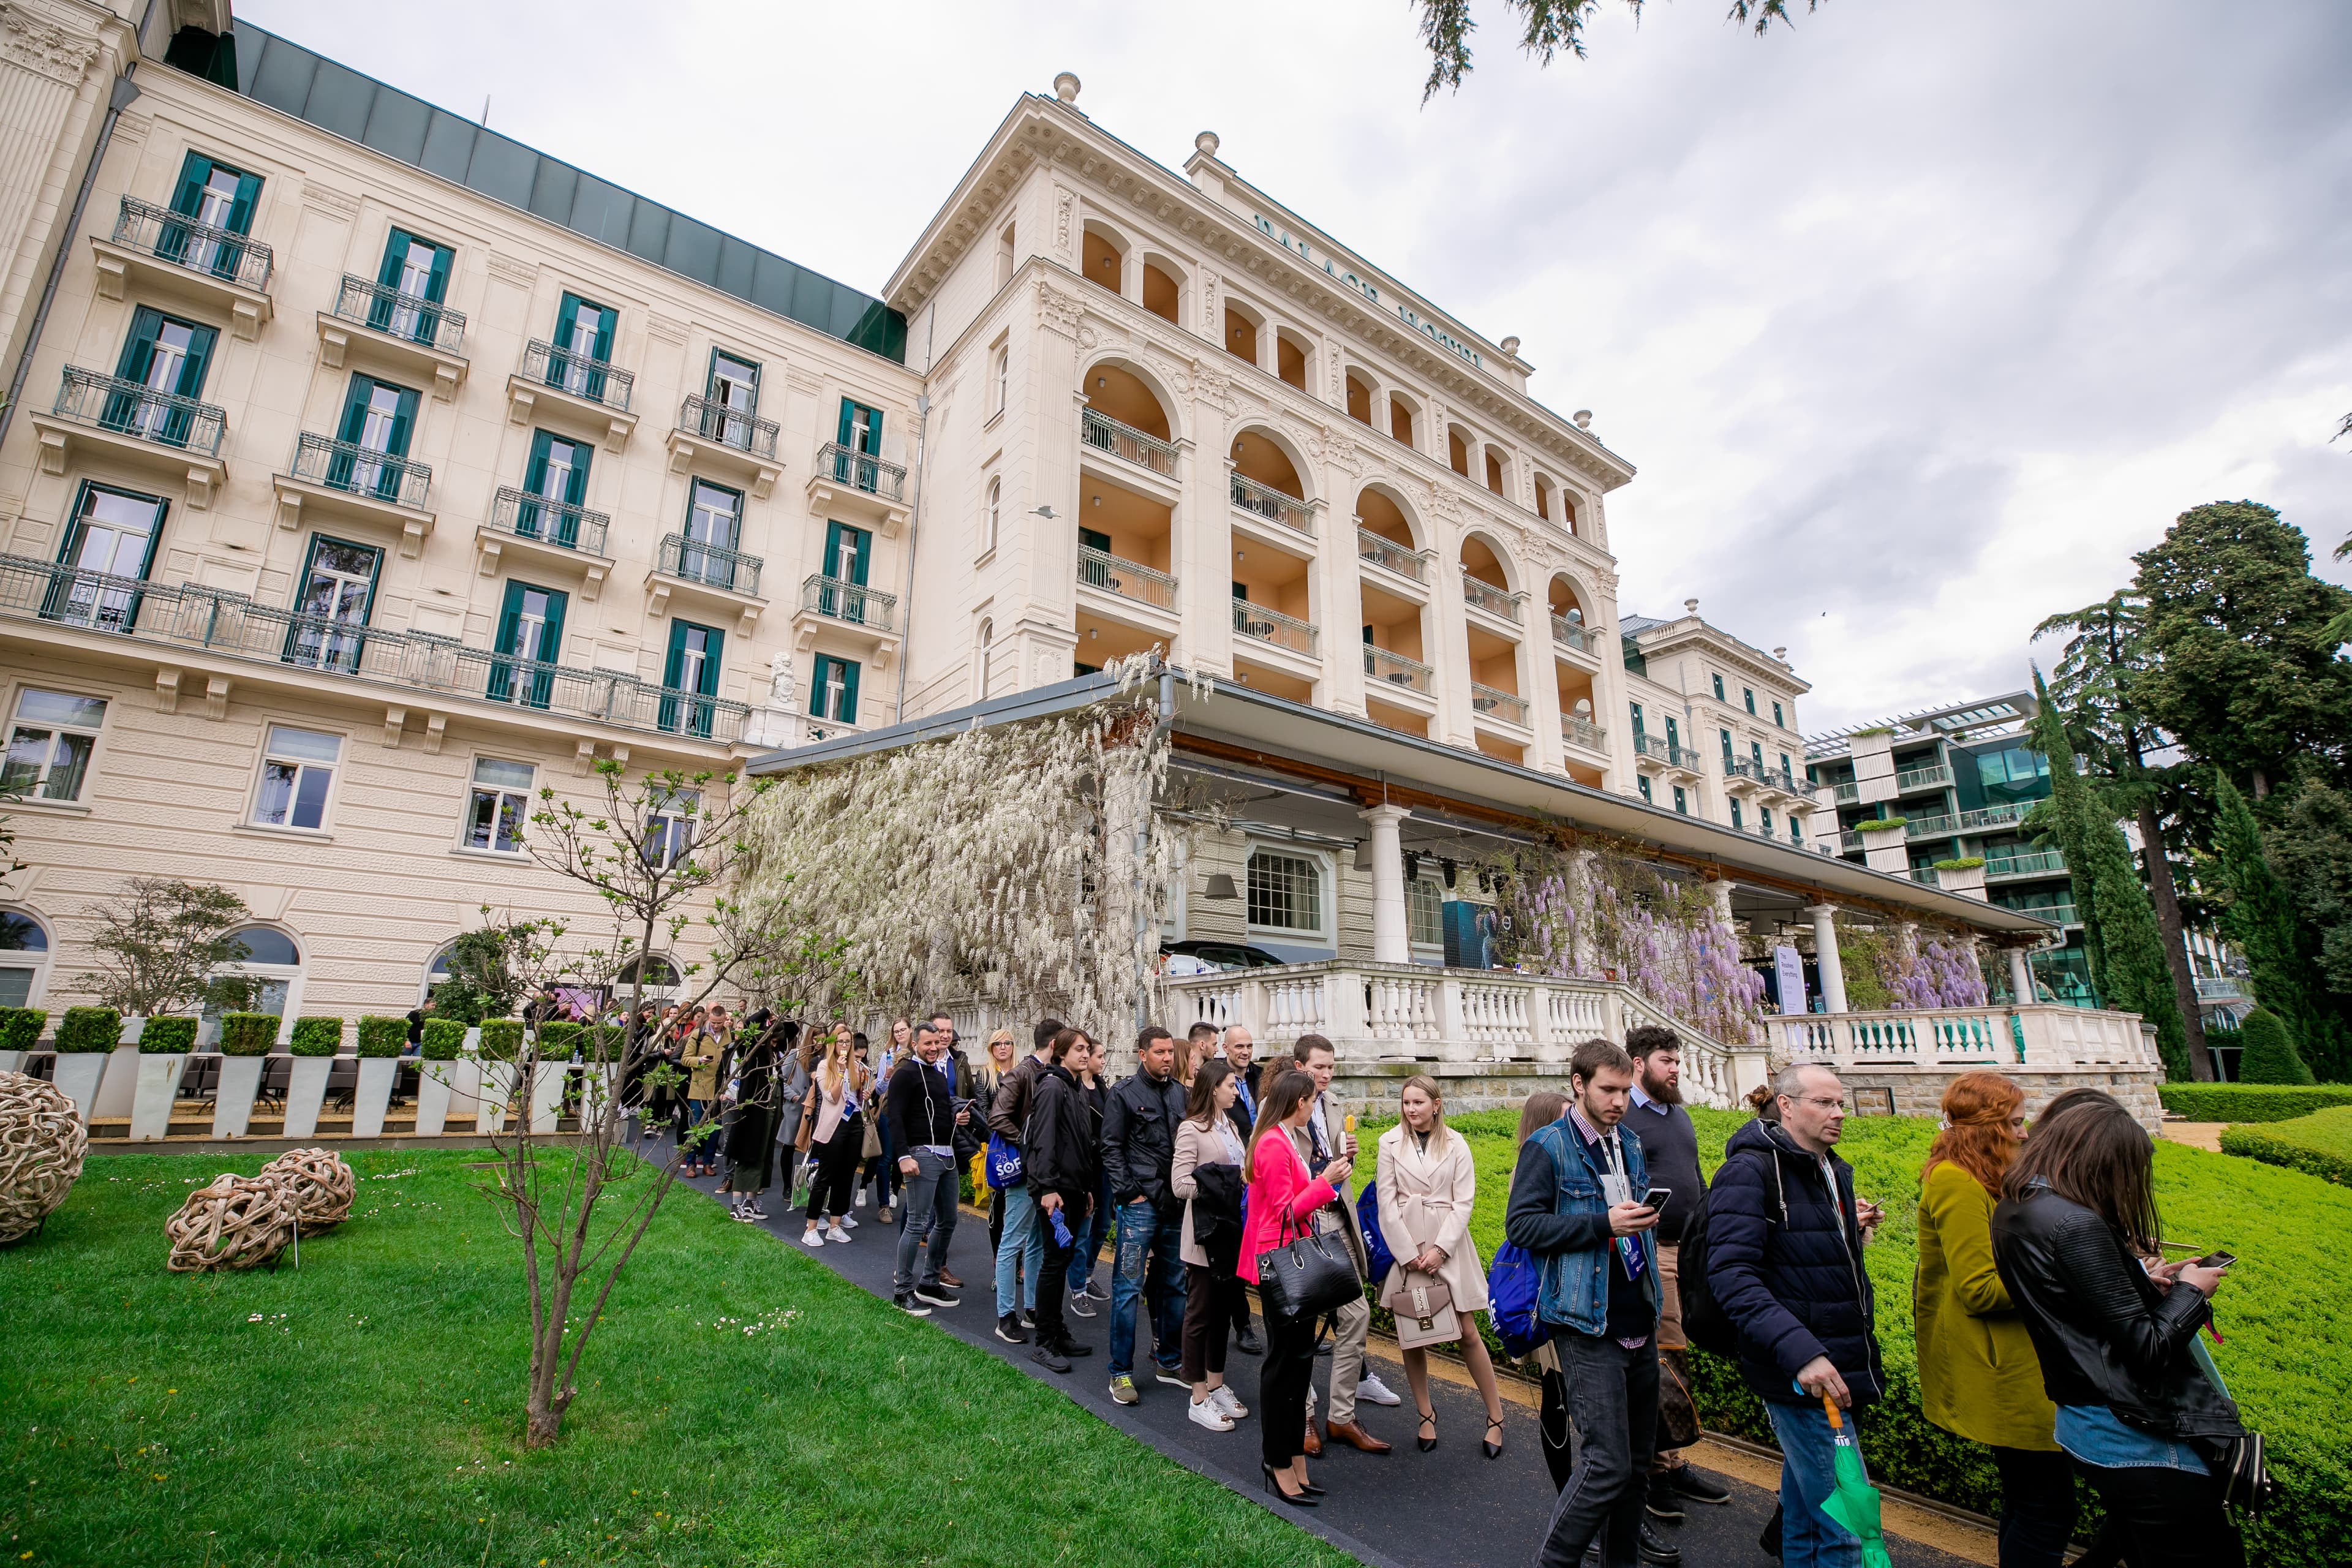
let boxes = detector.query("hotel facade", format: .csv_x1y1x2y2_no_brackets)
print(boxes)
0,2,2160,1125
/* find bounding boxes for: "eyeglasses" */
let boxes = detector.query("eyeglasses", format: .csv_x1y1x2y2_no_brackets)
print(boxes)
1789,1095,1845,1111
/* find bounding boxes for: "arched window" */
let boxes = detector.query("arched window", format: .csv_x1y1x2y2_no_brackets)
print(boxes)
974,617,993,701
208,924,305,1041
614,954,681,1003
982,476,1000,557
0,909,51,1008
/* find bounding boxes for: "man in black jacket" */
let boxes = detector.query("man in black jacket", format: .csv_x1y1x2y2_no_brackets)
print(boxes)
1708,1063,1886,1568
1023,1028,1098,1372
1216,1025,1264,1357
886,1021,968,1316
986,1017,1062,1344
1100,1025,1189,1404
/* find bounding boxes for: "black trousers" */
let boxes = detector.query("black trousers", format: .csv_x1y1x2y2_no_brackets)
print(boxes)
1031,1196,1079,1349
802,1115,862,1221
1182,1262,1243,1384
1988,1446,2078,1568
1536,1333,1659,1568
2079,1460,2245,1568
1259,1306,1320,1469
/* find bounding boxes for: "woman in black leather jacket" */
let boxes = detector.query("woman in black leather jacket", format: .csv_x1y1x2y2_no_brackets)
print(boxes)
1988,1089,2245,1567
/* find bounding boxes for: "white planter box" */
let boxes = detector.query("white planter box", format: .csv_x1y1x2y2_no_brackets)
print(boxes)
528,1061,568,1134
478,1062,516,1134
51,1052,112,1121
211,1055,264,1137
414,1060,454,1136
448,1044,482,1125
282,1056,333,1138
128,1054,189,1141
352,1057,398,1137
0,1049,24,1075
91,1043,143,1119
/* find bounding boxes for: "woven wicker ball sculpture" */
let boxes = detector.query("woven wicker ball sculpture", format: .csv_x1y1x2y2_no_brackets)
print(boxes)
0,1071,88,1245
165,1172,295,1272
259,1147,355,1235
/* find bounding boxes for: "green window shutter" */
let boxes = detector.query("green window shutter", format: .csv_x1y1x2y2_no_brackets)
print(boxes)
837,399,882,454
824,521,870,586
336,376,374,444
1665,717,1680,751
1752,741,1766,771
1720,728,1734,762
524,429,553,492
538,588,567,663
554,293,579,351
839,658,859,722
176,322,218,398
494,579,524,654
227,171,262,235
808,656,829,717
697,625,723,695
663,619,688,687
169,153,216,216
837,398,856,448
1630,702,1644,736
385,385,420,458
423,243,452,304
590,303,615,360
114,307,164,382
377,230,412,288
562,440,590,504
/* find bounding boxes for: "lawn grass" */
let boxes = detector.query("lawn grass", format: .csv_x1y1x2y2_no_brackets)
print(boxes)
0,1149,1359,1568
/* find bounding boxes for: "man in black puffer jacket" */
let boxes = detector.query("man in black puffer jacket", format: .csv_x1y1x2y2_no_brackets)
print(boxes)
1708,1063,1886,1567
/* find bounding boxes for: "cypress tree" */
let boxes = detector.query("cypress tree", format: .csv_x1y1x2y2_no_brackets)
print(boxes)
2212,775,2348,1080
2235,1007,2315,1085
2029,671,2190,1078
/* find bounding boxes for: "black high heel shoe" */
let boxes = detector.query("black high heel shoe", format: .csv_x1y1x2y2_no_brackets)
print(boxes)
1415,1404,1438,1452
1483,1414,1506,1460
1261,1461,1318,1507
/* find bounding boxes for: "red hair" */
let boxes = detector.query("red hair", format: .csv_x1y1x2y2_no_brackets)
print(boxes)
1921,1070,2026,1194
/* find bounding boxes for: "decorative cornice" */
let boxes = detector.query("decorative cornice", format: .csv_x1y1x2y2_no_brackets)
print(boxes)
0,2,97,85
1036,278,1084,336
111,111,149,148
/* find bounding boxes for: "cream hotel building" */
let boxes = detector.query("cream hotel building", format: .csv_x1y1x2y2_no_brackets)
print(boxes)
2,1,2086,1084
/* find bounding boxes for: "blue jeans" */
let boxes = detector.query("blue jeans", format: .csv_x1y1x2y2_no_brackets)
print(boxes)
1766,1400,1866,1568
1107,1197,1187,1378
1076,1163,1115,1285
993,1183,1045,1317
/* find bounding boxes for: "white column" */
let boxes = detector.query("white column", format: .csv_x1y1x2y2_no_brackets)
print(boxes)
1705,877,1735,926
1807,903,1849,1014
2008,944,2037,1006
1360,804,1411,963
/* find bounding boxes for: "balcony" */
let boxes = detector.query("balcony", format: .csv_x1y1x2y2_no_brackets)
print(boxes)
796,576,900,648
655,533,762,596
91,197,272,337
272,432,433,556
0,552,749,744
1831,780,1858,804
1232,597,1318,658
1562,714,1608,754
28,368,228,507
508,339,636,451
1363,644,1432,695
1634,733,1703,772
1229,472,1315,538
807,441,911,535
1460,572,1525,627
2193,975,2247,1001
1960,801,2032,831
1986,849,2068,879
1472,684,1531,728
1725,757,1804,796
1779,1003,2162,1075
317,274,467,400
1357,529,1431,585
1903,813,1959,839
1550,614,1595,655
478,488,611,597
1082,407,1178,478
1077,546,1178,616
668,395,782,499
1895,763,1953,794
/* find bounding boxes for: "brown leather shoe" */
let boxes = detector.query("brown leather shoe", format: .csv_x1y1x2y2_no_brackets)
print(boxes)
1302,1419,1324,1458
1324,1419,1392,1455
936,1268,963,1289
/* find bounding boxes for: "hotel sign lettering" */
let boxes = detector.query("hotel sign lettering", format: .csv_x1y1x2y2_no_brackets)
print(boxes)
1253,214,1486,371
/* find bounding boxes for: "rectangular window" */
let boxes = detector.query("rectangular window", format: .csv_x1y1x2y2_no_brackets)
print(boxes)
1752,741,1767,774
991,344,1009,415
1665,717,1681,752
1773,701,1786,728
113,305,217,409
1792,816,1805,844
519,429,593,546
490,581,567,709
1780,751,1794,780
1247,850,1322,933
1672,786,1688,815
1406,876,1442,948
49,483,166,631
837,398,882,455
329,374,421,499
643,787,698,870
1638,775,1653,804
374,228,453,342
167,149,262,249
661,620,724,737
1720,728,1735,766
1711,673,1725,701
252,725,340,830
2,688,107,802
709,350,760,412
810,654,861,724
464,757,535,854
684,478,742,549
285,535,380,673
1729,799,1744,830
1629,701,1645,737
1760,807,1775,836
551,292,617,397
823,519,872,586
1743,687,1756,715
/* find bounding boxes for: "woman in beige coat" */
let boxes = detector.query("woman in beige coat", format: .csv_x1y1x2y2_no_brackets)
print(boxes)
1170,1060,1251,1432
1376,1074,1507,1457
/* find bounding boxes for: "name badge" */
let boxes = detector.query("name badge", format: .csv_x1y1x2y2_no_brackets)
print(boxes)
1602,1174,1632,1207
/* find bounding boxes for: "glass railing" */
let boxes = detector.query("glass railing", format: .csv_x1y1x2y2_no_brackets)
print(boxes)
1460,573,1525,624
1550,613,1592,652
1231,597,1318,656
1077,545,1177,611
50,367,225,456
2193,975,2246,1000
1471,684,1530,726
816,441,908,501
657,533,763,596
1986,849,2068,878
799,574,899,631
1362,645,1431,693
1081,407,1177,477
519,338,632,411
487,487,608,554
287,431,431,509
677,394,779,459
1229,472,1314,536
1904,813,1959,838
1832,780,1858,803
1895,763,1953,793
1561,715,1608,752
1356,529,1431,582
1841,829,1863,852
331,273,465,355
109,195,272,292
1960,801,2032,831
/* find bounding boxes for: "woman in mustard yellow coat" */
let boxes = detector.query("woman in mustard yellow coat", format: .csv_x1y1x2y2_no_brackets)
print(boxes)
1914,1071,2072,1568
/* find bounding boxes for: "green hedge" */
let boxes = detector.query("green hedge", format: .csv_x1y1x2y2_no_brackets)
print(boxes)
2222,1108,2352,1186
535,1020,582,1059
2240,1007,2316,1085
476,1019,524,1061
2157,1084,2352,1123
216,1013,278,1057
53,1006,121,1054
355,1016,407,1058
137,1016,198,1054
0,1007,46,1052
419,1018,467,1061
1932,856,1986,871
1853,817,1907,833
287,1016,343,1057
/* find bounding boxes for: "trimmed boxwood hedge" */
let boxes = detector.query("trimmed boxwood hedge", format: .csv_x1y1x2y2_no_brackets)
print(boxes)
1853,817,1907,834
137,1016,198,1054
355,1016,407,1058
1931,856,1986,871
0,1007,46,1052
2222,1107,2352,1186
476,1019,524,1061
216,1012,278,1057
418,1018,467,1061
287,1016,343,1057
2157,1084,2352,1123
534,1020,582,1059
53,1006,121,1054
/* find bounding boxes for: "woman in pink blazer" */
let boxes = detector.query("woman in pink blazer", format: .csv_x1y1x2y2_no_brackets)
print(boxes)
1243,1067,1353,1507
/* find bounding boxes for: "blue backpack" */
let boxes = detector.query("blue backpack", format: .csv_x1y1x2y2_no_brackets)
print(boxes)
1487,1240,1550,1358
1355,1185,1395,1285
984,1131,1024,1189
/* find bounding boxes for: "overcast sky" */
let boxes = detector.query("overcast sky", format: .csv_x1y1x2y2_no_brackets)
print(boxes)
237,0,2352,731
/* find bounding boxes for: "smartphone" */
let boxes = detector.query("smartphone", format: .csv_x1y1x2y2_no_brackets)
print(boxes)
2196,1251,2237,1269
1640,1186,1672,1211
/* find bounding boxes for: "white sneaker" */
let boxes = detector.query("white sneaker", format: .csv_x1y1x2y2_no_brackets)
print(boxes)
1188,1397,1235,1432
800,1229,826,1249
826,1223,851,1243
1358,1373,1402,1406
855,1187,870,1207
1211,1385,1249,1420
841,1213,861,1230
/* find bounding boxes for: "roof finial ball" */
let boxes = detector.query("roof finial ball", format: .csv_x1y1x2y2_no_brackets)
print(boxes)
1196,130,1221,159
1054,72,1082,104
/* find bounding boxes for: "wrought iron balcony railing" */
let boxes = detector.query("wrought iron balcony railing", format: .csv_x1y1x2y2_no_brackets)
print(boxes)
656,533,763,597
488,487,609,556
1561,714,1608,752
1077,545,1177,612
1460,571,1525,624
519,338,632,411
109,196,272,292
1551,613,1593,652
815,441,908,501
1356,529,1431,582
1471,684,1530,726
50,367,225,456
331,273,465,355
0,552,748,742
287,431,430,509
1634,733,1705,771
799,574,899,632
1362,645,1431,694
1229,472,1314,537
1231,597,1318,657
1725,756,1803,793
677,394,778,459
1081,407,1178,477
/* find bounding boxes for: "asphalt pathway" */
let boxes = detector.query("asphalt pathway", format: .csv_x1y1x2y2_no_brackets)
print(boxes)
680,1165,1977,1568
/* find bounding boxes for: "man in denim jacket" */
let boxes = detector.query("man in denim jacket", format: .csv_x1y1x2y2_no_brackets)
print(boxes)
1506,1038,1672,1568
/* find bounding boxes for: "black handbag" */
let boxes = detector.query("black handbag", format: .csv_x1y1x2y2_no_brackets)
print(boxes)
1254,1208,1361,1322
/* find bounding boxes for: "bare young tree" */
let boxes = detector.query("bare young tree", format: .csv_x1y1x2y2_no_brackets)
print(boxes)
74,877,254,1017
1414,0,1822,100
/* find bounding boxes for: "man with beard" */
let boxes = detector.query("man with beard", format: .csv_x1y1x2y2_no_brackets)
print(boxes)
1624,1026,1734,1526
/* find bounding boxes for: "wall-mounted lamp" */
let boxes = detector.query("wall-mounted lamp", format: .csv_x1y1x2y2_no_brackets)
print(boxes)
1203,872,1240,900
1352,840,1373,871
